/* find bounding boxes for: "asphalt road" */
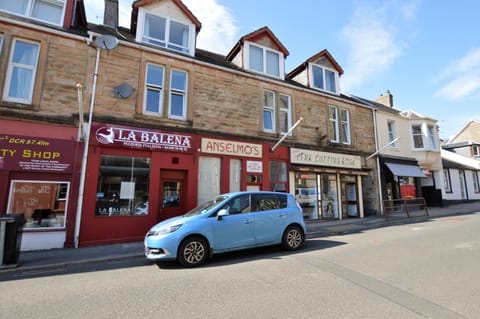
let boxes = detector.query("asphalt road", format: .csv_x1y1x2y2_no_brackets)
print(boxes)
1,213,478,318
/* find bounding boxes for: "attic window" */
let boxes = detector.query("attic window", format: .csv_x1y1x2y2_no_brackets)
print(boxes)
141,13,193,55
246,42,283,79
0,0,66,26
311,64,338,94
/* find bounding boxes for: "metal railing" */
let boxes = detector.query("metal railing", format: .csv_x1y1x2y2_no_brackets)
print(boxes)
383,197,429,221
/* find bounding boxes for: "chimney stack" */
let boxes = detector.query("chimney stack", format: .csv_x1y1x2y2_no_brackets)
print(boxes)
376,90,393,107
104,0,119,28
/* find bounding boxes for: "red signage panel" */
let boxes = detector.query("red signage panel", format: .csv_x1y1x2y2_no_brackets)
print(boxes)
0,134,75,173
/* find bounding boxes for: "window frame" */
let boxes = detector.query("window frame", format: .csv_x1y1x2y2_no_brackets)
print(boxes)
246,42,284,79
278,93,292,135
310,64,338,94
0,0,66,26
263,90,276,133
427,124,437,150
329,106,351,145
168,69,188,120
387,120,397,147
262,91,293,135
143,63,165,116
3,38,40,104
473,171,480,193
411,124,425,149
443,169,452,193
138,10,194,56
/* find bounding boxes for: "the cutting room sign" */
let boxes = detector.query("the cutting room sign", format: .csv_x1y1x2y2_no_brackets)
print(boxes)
94,125,192,152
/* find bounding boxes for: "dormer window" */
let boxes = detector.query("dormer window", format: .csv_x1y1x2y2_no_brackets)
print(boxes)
311,64,338,93
0,0,65,26
140,13,193,55
246,42,283,79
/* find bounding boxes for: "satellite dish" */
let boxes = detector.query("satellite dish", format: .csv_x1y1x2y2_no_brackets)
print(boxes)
113,83,133,99
95,34,118,50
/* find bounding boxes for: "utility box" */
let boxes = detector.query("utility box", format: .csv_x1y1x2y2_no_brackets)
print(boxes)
0,214,26,266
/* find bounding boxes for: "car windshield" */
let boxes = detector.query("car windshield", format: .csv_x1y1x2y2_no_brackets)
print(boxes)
184,195,229,217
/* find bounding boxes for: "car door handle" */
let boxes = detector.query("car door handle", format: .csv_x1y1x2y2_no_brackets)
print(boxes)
244,219,252,224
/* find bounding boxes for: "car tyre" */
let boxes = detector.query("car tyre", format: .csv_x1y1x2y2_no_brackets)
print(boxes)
178,236,209,267
282,225,304,250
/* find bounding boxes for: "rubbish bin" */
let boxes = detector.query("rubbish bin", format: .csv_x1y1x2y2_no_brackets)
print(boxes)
0,214,26,265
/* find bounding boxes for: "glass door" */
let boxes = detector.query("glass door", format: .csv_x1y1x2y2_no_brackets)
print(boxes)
160,170,186,220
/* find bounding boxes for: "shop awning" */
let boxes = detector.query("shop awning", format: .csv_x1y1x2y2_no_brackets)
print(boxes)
385,162,426,177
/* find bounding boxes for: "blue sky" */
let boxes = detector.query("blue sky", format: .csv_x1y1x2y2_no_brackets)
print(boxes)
84,0,480,140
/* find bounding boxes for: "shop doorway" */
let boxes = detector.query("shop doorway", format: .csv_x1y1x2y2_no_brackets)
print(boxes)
341,175,359,217
160,170,187,220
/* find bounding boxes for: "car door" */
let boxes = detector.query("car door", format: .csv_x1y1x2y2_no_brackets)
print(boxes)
251,193,288,245
211,194,254,252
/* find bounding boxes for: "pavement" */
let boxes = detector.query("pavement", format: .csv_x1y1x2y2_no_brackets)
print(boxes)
1,201,479,277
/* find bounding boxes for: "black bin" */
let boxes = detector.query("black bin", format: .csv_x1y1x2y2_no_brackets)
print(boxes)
0,214,26,265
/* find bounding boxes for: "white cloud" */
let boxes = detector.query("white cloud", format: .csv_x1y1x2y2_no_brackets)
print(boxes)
339,2,408,92
182,0,237,54
435,48,480,99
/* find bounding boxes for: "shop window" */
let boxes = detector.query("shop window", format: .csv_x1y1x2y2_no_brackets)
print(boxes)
198,157,221,205
229,159,241,193
0,0,66,26
7,180,69,229
95,155,150,216
269,161,287,192
3,38,40,104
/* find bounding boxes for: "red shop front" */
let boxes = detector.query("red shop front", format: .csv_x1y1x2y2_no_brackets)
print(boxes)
79,123,198,246
0,119,81,250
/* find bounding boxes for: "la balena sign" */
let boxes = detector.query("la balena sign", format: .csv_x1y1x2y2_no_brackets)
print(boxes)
95,126,192,152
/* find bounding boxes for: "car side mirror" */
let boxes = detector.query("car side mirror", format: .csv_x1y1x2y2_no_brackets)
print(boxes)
217,209,229,221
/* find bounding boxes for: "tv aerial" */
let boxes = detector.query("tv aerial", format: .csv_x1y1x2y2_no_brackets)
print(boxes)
95,34,118,50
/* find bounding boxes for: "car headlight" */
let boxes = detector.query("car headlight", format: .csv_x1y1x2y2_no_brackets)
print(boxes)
148,224,183,236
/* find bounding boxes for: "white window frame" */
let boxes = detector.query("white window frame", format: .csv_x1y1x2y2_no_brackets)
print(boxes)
136,10,195,56
245,42,284,79
168,69,188,120
427,125,437,150
279,94,292,135
473,171,480,193
387,120,397,147
0,0,66,26
443,169,452,193
310,64,338,94
472,145,480,159
144,63,165,115
329,106,351,144
411,123,425,149
263,91,276,133
0,35,3,54
3,38,40,104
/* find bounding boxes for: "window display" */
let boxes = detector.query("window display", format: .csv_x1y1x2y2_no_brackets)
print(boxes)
95,155,150,216
7,180,69,228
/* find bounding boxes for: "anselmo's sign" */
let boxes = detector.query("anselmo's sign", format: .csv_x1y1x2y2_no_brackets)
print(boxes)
290,148,361,169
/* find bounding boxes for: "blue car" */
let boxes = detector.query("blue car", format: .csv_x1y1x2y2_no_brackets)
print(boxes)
144,191,306,267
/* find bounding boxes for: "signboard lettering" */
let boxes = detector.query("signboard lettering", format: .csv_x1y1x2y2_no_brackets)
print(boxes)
290,148,361,169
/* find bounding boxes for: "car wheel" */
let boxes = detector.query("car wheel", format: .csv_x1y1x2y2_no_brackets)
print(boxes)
178,236,209,267
282,225,304,250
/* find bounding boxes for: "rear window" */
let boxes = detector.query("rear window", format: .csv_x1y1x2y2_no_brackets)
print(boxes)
251,193,287,211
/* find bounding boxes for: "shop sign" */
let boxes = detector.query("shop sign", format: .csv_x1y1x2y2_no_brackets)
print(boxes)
0,134,74,172
290,148,361,169
246,160,263,173
201,138,262,158
94,125,192,152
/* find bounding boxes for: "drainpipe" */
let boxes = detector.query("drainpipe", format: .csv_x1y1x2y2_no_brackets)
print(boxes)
74,46,101,248
372,109,384,215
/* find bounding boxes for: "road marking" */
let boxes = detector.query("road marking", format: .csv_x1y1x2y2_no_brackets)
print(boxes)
299,256,468,319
